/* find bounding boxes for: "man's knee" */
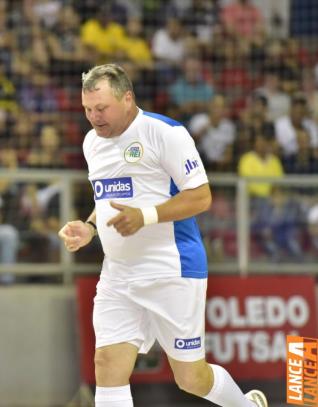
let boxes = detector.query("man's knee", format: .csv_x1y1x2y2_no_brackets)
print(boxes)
94,343,138,387
95,347,126,385
94,347,113,371
172,362,213,396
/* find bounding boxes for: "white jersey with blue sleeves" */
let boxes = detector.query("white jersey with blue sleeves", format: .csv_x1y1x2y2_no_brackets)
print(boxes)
83,108,209,281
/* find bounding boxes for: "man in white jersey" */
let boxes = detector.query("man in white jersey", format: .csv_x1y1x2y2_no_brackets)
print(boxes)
58,64,267,407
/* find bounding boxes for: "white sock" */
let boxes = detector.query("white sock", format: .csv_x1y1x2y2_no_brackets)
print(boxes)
95,385,133,406
204,364,254,407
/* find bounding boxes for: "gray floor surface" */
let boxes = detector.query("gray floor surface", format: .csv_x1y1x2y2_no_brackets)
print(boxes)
132,382,288,407
147,404,288,407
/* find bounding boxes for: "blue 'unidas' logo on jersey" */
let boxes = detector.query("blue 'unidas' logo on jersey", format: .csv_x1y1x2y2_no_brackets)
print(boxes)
93,177,133,199
174,337,201,350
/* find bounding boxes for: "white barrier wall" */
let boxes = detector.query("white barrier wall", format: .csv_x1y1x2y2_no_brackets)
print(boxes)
0,286,80,407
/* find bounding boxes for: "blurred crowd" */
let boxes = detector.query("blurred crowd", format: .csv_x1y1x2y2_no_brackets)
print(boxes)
2,0,318,266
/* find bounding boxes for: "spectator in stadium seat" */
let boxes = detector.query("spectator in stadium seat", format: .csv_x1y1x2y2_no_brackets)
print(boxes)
10,110,36,164
307,203,318,254
282,38,311,74
282,127,318,174
196,190,236,261
152,17,186,67
118,17,153,69
139,0,164,31
113,0,143,19
0,148,20,276
165,0,221,47
262,39,285,76
0,179,19,273
189,94,236,171
215,37,252,101
75,0,128,25
47,6,88,82
302,68,318,124
17,70,59,123
255,68,291,121
275,92,318,157
19,181,61,263
120,61,156,111
168,56,214,123
280,67,301,97
254,0,290,39
0,0,15,72
0,62,18,113
221,0,265,47
10,3,50,77
238,132,284,199
0,111,7,144
0,143,18,169
252,187,303,261
31,0,62,29
262,40,302,99
24,124,66,169
239,93,271,133
236,93,275,157
80,3,126,60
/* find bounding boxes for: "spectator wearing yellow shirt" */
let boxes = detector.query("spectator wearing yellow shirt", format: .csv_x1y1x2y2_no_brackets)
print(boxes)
118,17,153,69
80,5,126,59
0,62,18,113
238,131,284,197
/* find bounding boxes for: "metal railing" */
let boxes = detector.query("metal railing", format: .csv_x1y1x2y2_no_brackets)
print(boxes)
1,169,318,283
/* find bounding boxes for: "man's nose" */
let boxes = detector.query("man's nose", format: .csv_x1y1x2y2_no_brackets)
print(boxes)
90,111,102,122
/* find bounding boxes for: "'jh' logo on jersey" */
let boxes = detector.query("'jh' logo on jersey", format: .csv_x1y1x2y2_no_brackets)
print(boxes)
185,159,199,175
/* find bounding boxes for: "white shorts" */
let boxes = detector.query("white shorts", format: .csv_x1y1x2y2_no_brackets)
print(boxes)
93,276,207,362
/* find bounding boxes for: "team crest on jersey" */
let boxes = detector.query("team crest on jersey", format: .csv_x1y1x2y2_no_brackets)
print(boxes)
124,142,143,163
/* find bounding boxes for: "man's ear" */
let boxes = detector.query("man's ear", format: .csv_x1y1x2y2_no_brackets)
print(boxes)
125,90,134,103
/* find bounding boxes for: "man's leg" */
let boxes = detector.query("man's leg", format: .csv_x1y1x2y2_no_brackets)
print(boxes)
168,357,266,407
95,342,138,407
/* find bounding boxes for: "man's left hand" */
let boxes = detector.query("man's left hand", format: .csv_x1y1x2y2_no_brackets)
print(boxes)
107,201,144,236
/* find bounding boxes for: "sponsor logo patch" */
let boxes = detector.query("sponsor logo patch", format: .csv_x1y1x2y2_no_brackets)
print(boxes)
124,142,143,163
184,158,199,175
175,337,201,350
93,177,133,199
286,335,318,406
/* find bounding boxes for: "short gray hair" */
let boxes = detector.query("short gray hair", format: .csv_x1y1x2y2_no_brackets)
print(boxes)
82,64,134,100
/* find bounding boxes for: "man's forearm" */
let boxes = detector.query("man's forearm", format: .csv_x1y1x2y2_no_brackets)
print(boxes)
156,183,212,223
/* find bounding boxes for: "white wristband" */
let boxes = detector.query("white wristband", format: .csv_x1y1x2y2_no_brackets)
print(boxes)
141,207,158,226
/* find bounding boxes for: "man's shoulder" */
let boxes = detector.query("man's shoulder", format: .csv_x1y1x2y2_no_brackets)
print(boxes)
83,129,97,151
138,111,192,150
141,110,183,128
84,128,96,140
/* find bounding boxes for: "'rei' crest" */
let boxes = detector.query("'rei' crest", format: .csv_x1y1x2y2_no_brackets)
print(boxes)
124,142,143,163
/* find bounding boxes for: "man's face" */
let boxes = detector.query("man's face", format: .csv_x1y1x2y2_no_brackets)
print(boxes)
291,102,306,125
82,80,133,138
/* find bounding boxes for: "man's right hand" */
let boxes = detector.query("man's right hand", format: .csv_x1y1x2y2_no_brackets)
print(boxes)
58,220,94,252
